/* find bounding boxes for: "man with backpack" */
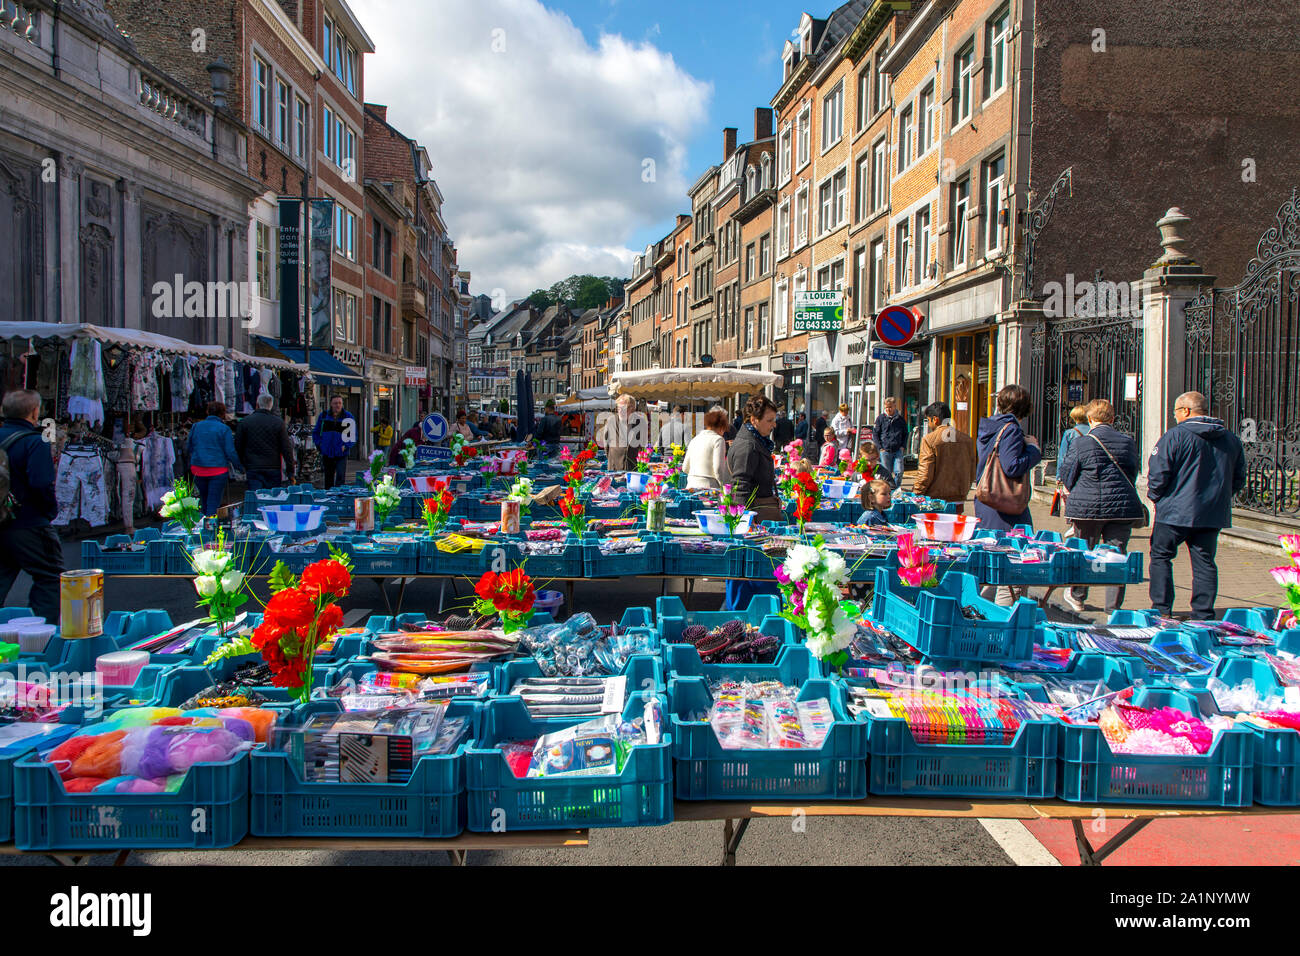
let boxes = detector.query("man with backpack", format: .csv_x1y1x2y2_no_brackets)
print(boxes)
0,390,64,622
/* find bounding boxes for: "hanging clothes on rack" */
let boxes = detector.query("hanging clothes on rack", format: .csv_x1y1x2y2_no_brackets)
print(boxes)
102,345,130,414
130,351,160,412
142,429,177,509
171,356,194,413
67,339,106,427
53,442,109,527
187,362,214,417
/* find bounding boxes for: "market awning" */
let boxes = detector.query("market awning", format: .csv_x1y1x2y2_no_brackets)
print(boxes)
608,367,781,401
0,322,226,358
255,336,362,388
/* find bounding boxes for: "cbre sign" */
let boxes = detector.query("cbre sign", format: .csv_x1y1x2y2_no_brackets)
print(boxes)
793,290,843,332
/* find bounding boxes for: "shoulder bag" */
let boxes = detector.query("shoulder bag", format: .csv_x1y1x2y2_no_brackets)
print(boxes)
1089,432,1150,528
974,424,1032,515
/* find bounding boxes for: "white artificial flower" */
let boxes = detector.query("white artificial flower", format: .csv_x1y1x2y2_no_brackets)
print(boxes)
194,575,218,598
783,544,821,582
161,491,176,506
182,497,200,511
220,570,245,593
193,550,231,575
160,503,176,517
822,551,849,587
829,605,856,649
805,632,831,659
807,596,829,633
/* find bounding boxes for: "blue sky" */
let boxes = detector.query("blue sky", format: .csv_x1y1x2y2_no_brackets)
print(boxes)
549,0,803,257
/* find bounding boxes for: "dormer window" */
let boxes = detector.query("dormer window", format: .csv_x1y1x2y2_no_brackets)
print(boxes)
746,165,757,196
761,153,772,189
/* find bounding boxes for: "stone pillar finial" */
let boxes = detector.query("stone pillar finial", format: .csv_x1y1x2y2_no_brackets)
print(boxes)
1156,207,1193,265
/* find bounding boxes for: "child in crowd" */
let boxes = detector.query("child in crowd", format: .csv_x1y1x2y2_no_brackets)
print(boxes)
858,440,898,489
818,428,839,469
859,478,895,526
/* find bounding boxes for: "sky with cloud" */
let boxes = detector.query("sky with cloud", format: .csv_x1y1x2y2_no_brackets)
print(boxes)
352,0,799,302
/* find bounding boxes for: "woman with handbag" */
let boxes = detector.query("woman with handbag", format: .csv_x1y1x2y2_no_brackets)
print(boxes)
974,384,1042,532
1057,398,1146,614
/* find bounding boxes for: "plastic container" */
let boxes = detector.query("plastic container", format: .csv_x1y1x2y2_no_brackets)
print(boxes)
1069,542,1145,585
911,512,981,542
654,594,784,644
667,676,867,800
1058,687,1255,806
694,510,756,536
465,693,672,831
14,750,250,850
494,652,664,700
869,567,1039,664
336,537,421,575
408,475,451,495
80,535,161,574
821,478,859,500
583,536,663,578
95,650,150,686
249,699,478,838
625,471,651,494
16,624,57,655
533,589,565,618
259,504,327,532
662,536,749,579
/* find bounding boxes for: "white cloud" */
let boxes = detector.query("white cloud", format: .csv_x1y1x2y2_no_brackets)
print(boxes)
351,0,711,299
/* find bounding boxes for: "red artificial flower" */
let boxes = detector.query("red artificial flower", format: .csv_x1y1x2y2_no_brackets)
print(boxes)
315,603,344,639
299,559,352,600
475,570,501,603
559,488,583,518
264,587,316,632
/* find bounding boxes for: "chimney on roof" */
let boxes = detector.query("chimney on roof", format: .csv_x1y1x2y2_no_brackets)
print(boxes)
369,104,388,122
723,127,738,161
755,107,773,141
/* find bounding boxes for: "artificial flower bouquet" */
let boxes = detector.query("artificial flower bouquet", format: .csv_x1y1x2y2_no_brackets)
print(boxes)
473,567,536,633
775,539,857,669
159,477,202,533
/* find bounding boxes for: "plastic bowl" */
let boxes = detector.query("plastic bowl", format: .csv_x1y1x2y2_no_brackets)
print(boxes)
695,510,756,536
534,589,565,617
821,478,860,500
625,472,650,493
408,475,451,494
912,512,980,542
259,504,326,532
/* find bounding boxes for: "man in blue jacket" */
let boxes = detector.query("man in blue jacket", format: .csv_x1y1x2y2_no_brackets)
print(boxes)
312,395,356,489
1146,391,1247,620
0,390,63,622
873,396,909,485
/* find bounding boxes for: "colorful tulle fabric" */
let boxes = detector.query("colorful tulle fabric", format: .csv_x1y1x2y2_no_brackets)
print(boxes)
1100,702,1215,754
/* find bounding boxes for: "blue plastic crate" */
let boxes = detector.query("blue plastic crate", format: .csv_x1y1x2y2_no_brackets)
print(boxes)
14,747,250,850
494,652,664,699
509,535,585,579
1067,540,1145,585
972,540,1074,587
465,693,672,830
1005,652,1144,703
151,657,338,708
869,567,1039,665
1222,606,1298,638
667,676,867,799
0,723,81,843
338,536,421,575
583,536,663,577
1200,656,1300,806
665,640,813,684
0,658,177,715
80,535,162,574
1058,686,1254,806
662,537,750,578
654,594,783,644
249,698,479,838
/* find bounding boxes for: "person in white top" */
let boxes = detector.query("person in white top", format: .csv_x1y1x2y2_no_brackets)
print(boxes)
830,402,855,450
683,408,731,490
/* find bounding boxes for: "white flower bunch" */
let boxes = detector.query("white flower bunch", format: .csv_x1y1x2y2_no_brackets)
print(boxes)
159,480,203,532
373,473,401,510
804,599,856,660
507,477,534,503
160,490,201,518
780,543,849,587
189,541,248,627
399,438,416,470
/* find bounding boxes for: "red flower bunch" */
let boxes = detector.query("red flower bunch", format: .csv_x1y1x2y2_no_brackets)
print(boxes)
559,486,586,534
564,441,599,488
473,567,536,633
453,444,478,468
422,489,456,534
793,471,821,527
251,556,352,701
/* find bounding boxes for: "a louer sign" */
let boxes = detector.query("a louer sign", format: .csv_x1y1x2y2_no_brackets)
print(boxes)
793,290,844,332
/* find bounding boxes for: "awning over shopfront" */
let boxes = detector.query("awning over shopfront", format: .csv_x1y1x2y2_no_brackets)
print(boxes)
255,336,363,388
608,367,781,401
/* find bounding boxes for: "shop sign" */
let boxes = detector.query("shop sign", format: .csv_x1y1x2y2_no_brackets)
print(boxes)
793,291,843,332
405,366,428,387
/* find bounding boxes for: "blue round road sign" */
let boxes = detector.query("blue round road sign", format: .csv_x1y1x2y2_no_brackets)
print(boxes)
874,306,918,348
421,412,449,442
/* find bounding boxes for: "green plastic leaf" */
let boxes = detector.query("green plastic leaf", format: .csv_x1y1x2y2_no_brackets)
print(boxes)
268,561,297,594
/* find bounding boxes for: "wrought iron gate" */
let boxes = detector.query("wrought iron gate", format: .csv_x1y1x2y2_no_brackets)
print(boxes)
1029,315,1144,460
1184,189,1300,518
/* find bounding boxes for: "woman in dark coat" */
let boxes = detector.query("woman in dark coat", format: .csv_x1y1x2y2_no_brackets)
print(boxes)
1057,398,1143,613
974,384,1042,533
722,393,784,610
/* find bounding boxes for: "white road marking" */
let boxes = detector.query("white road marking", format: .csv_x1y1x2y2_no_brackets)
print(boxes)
979,818,1061,866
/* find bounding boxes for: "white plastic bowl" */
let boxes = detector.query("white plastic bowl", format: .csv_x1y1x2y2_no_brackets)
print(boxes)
912,512,980,542
259,504,326,532
625,471,650,493
695,509,756,536
821,478,860,500
408,475,450,494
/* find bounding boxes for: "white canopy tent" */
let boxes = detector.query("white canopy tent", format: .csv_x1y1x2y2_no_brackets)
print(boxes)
608,367,781,402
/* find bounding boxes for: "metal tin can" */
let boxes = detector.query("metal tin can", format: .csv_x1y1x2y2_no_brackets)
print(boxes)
500,499,521,535
60,569,104,640
354,496,375,532
646,499,666,532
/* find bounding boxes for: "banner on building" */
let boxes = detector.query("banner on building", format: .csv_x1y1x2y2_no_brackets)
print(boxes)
278,199,301,346
794,290,844,332
308,198,335,349
405,366,428,387
470,366,510,381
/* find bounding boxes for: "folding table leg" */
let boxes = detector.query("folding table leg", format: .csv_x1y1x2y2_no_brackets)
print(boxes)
447,850,468,866
1071,817,1151,865
721,818,750,866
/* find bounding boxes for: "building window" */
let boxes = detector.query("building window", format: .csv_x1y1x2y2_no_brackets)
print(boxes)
344,125,356,179
951,177,970,268
275,78,290,146
323,105,334,161
796,104,810,168
252,56,270,130
758,303,769,348
855,154,870,222
821,80,843,151
856,66,871,131
255,221,275,300
779,127,792,182
871,138,887,211
954,41,975,125
334,204,356,261
795,185,809,246
323,16,333,69
870,238,886,311
897,105,913,172
853,247,866,320
778,200,791,256
759,235,771,275
982,153,1006,254
384,301,392,353
346,45,359,97
371,297,382,350
295,96,309,160
818,168,847,234
915,207,931,282
745,243,755,282
917,82,935,154
895,219,911,289
986,7,1010,100
874,42,890,114
744,307,754,351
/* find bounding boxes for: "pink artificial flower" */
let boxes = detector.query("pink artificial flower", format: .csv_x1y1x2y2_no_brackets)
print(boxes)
1272,566,1300,588
1280,535,1300,557
774,565,791,585
838,448,852,462
899,564,938,588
